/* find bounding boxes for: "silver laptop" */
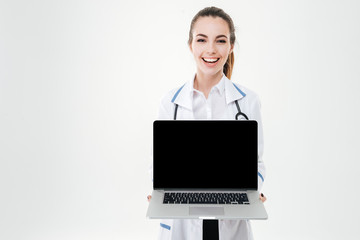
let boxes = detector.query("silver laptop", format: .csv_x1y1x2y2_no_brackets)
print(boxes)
146,120,268,220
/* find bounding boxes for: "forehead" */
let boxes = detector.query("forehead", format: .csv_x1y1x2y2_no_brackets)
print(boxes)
192,16,230,37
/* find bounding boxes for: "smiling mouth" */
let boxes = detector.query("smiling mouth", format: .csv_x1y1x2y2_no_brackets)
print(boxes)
202,58,220,63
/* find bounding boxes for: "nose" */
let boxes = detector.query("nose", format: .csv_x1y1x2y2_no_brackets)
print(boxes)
206,42,216,54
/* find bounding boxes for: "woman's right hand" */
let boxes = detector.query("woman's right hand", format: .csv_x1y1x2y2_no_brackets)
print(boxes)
147,195,152,202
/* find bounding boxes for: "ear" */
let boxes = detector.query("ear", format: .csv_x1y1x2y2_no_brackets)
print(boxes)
189,43,193,53
229,44,234,54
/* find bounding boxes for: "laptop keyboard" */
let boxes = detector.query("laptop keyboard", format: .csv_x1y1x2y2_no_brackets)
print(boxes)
163,192,249,204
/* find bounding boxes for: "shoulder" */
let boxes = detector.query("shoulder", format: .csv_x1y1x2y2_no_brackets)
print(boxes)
230,82,263,120
160,85,185,105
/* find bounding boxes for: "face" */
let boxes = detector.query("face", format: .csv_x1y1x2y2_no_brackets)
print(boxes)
189,16,234,78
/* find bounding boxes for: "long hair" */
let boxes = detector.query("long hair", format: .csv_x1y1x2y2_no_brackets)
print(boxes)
188,7,236,79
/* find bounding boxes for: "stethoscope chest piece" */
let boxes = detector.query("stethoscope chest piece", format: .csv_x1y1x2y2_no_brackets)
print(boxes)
235,112,249,120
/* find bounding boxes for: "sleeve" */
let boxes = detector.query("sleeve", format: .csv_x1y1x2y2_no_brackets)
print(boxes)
250,94,266,191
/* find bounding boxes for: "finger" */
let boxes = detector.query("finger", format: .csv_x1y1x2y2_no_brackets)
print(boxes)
147,195,152,202
259,193,267,203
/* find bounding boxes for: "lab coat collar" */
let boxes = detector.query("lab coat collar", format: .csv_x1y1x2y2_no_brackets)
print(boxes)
172,74,246,110
189,74,226,97
224,76,247,104
171,75,194,111
212,75,226,96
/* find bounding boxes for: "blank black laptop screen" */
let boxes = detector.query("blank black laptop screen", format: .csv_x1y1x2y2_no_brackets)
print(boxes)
153,120,258,190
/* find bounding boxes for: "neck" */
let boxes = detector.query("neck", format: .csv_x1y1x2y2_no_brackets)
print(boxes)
194,70,223,99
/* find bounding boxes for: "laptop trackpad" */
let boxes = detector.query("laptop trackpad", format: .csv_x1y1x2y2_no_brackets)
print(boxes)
189,207,224,216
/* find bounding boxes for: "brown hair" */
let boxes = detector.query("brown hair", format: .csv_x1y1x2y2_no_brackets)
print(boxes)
188,6,236,79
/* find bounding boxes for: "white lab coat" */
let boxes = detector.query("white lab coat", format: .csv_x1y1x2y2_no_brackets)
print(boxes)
154,75,266,240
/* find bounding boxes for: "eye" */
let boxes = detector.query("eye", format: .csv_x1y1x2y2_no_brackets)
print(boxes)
217,39,226,43
196,39,205,42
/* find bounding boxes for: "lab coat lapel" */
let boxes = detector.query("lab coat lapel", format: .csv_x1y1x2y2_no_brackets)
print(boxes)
172,81,193,111
224,77,246,104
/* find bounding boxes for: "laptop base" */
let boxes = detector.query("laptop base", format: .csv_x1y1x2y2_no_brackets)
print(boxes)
146,190,268,220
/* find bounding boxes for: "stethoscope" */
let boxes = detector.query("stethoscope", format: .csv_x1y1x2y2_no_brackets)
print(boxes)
173,99,249,120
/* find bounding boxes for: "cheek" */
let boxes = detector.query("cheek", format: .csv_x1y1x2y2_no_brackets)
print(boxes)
192,49,203,60
191,44,204,57
220,46,232,57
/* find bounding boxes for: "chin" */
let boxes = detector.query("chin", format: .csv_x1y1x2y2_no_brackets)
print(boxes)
199,68,223,77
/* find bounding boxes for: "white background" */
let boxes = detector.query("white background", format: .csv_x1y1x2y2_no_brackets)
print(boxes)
1,0,360,239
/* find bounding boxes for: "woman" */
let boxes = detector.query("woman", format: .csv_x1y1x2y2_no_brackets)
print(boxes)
149,6,266,240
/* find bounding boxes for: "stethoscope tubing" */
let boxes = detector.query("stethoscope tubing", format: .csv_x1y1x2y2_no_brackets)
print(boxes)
234,100,249,120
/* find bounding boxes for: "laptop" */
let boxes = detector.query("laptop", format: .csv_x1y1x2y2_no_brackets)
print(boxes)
146,120,268,220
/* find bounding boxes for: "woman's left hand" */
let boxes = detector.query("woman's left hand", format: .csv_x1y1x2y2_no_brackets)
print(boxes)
259,193,267,203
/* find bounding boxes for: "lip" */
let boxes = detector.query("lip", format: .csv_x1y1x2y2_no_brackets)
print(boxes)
202,57,220,67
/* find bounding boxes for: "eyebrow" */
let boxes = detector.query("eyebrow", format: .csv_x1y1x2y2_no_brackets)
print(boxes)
196,34,228,39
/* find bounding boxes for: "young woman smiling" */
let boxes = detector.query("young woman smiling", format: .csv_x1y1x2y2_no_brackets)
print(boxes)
149,6,267,240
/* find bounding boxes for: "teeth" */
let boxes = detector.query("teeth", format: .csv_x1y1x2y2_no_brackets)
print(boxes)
203,58,219,63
